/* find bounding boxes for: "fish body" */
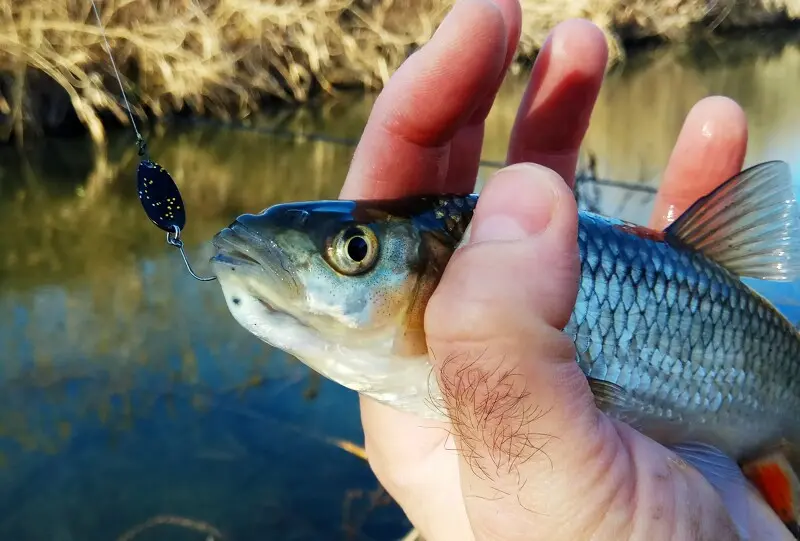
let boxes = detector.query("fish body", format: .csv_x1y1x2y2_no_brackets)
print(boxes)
568,210,800,462
209,160,800,470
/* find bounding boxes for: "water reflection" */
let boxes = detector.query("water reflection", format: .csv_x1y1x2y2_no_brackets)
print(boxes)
2,33,800,540
0,127,407,540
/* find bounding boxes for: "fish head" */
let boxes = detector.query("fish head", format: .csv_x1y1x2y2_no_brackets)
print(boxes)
210,196,473,416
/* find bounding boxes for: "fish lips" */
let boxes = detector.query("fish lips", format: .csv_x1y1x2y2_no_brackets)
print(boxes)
210,221,297,292
210,225,260,267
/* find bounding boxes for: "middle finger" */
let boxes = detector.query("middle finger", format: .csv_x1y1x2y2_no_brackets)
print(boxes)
506,19,609,186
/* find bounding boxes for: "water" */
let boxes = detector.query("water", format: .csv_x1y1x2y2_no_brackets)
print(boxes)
2,33,800,540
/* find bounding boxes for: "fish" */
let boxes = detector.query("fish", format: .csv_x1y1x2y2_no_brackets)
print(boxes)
210,161,800,537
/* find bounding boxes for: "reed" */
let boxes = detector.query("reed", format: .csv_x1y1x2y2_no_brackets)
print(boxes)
0,0,798,146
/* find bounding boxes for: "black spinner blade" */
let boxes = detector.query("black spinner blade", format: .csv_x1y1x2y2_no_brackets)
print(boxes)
137,159,186,232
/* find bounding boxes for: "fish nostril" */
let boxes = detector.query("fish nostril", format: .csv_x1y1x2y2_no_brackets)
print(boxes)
285,209,309,227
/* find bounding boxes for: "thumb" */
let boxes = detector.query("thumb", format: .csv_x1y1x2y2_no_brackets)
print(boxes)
425,163,627,539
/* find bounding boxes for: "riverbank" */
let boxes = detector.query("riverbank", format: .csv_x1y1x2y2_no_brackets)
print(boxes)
1,0,800,146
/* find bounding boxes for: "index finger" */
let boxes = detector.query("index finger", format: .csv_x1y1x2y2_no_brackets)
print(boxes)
340,0,508,200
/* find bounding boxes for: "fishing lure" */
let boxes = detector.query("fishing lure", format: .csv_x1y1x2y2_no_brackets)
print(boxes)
90,0,216,282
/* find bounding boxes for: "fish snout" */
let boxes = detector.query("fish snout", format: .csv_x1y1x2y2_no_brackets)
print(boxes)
211,223,261,266
211,219,300,297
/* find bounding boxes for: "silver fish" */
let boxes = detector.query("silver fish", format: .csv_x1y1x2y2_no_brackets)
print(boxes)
209,161,800,527
210,195,471,415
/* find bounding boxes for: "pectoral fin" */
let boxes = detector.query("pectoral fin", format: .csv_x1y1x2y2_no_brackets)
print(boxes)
587,377,656,430
670,442,752,540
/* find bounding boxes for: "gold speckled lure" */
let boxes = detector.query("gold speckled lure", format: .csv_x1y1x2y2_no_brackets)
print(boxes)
132,139,215,281
137,156,185,233
91,0,215,282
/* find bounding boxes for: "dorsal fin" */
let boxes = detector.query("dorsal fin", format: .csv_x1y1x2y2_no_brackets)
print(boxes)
664,161,800,281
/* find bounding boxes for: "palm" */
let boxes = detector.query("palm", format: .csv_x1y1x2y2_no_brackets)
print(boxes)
340,3,790,540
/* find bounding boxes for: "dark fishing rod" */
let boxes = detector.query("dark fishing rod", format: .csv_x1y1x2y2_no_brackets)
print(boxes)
90,0,217,282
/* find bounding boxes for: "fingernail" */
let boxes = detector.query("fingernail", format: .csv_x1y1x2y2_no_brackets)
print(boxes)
470,163,560,243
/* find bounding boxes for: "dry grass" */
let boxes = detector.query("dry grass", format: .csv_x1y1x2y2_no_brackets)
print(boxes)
0,0,447,146
0,0,798,146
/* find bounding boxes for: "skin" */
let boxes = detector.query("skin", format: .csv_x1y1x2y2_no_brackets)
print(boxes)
340,3,793,540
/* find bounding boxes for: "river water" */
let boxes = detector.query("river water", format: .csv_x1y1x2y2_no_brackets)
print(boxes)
1,33,800,541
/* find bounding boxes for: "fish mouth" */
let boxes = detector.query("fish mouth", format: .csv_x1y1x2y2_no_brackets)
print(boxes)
211,223,313,338
209,221,299,301
212,225,256,265
211,243,260,267
211,222,285,270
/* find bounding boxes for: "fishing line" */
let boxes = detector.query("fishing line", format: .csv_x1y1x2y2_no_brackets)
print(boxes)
90,0,217,282
89,0,654,284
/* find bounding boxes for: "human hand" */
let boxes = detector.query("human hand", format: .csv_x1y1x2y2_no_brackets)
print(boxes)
339,2,793,539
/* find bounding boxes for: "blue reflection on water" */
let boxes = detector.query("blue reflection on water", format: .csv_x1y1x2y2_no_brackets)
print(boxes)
0,249,412,541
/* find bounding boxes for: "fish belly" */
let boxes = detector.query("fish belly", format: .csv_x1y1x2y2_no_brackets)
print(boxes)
564,212,800,461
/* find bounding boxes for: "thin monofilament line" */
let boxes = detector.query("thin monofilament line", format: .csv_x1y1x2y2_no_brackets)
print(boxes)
89,0,142,143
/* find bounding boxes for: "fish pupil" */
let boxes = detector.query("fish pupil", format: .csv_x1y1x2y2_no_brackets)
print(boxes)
346,236,369,262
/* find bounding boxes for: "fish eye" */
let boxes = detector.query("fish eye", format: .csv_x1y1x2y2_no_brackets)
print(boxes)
347,236,369,262
326,224,379,275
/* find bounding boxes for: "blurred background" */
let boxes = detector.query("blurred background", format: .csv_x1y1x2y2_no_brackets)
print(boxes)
2,1,800,540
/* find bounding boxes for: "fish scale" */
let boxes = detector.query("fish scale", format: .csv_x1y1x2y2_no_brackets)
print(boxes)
565,210,800,459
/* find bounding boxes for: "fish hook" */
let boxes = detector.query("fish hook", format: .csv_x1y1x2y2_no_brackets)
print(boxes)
91,0,217,283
